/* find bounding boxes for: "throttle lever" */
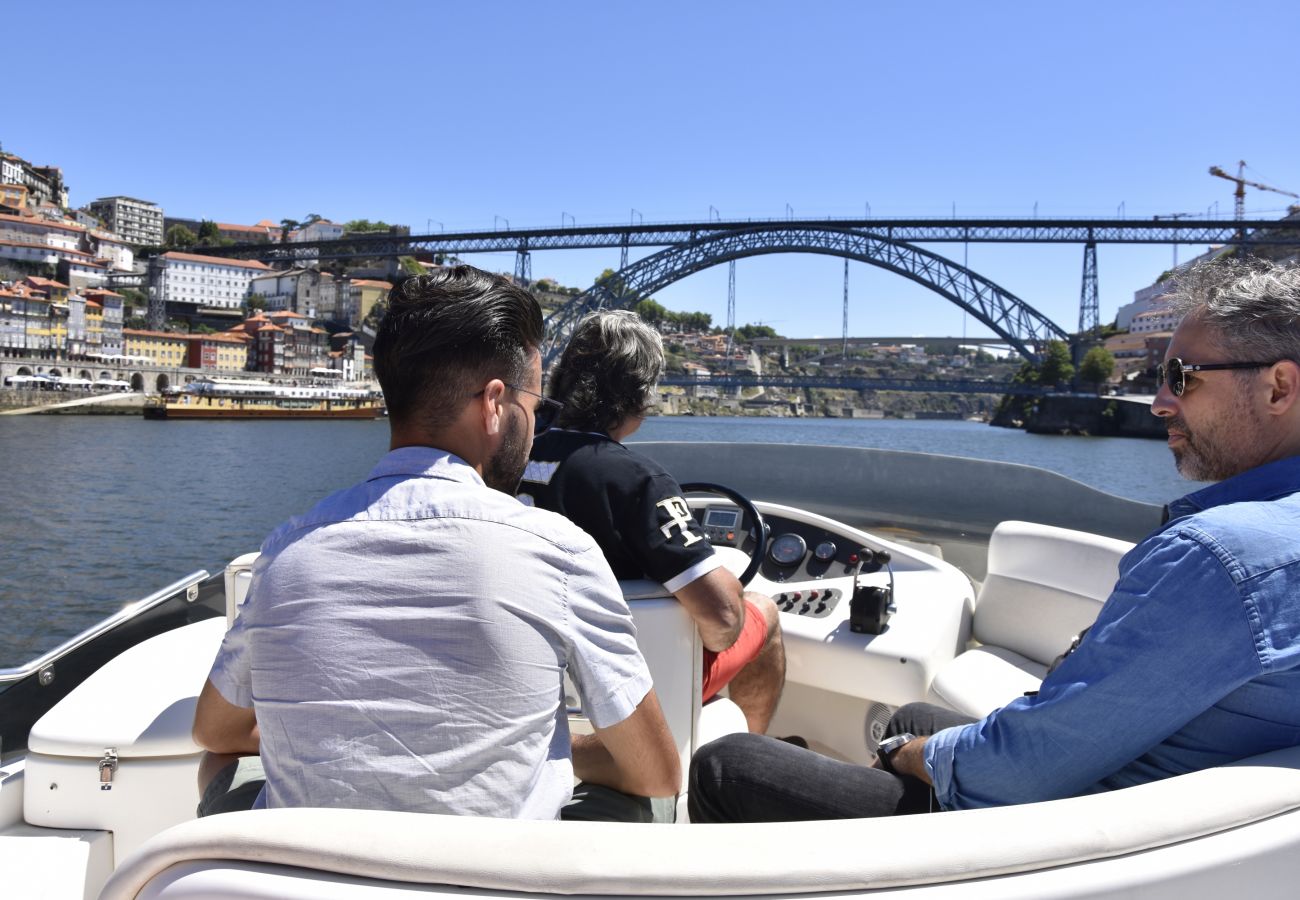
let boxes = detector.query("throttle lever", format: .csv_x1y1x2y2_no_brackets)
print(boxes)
850,548,896,635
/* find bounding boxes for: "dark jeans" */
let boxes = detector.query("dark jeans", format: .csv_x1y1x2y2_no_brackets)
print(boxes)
688,702,976,822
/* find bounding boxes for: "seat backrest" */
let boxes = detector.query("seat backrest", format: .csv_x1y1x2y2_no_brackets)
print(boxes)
568,579,701,786
974,521,1134,666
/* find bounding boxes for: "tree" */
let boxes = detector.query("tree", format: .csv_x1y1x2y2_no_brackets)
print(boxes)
245,293,267,312
279,219,300,243
736,323,779,341
344,219,392,233
1037,340,1075,388
119,287,147,316
636,298,668,327
1079,346,1116,392
165,224,196,249
197,220,221,244
398,256,424,276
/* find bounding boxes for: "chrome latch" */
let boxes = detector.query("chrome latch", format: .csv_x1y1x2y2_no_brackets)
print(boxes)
98,749,118,790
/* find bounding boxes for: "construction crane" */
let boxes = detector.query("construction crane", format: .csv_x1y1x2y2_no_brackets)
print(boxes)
1209,161,1299,220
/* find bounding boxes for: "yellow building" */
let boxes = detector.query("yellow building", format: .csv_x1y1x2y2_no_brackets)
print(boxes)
348,279,392,326
86,299,104,355
124,329,189,367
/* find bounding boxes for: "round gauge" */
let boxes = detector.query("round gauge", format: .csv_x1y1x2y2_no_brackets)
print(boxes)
768,533,807,567
813,540,837,562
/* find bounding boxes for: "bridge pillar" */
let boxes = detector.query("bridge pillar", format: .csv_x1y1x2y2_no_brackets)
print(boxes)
1077,241,1099,338
514,249,532,287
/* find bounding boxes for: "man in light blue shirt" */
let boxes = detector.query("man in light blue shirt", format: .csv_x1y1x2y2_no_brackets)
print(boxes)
193,266,679,819
690,259,1300,821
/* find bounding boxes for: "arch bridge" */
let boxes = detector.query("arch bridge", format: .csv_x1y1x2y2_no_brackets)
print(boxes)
541,226,1068,367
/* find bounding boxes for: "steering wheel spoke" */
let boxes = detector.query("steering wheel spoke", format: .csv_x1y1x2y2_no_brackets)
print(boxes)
679,482,767,585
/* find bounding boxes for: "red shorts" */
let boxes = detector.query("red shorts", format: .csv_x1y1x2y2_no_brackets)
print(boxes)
701,598,767,701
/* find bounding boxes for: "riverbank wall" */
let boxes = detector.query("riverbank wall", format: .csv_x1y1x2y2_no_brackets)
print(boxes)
0,389,146,415
994,393,1164,438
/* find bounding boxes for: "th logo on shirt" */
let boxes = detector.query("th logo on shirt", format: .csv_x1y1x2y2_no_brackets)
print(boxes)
657,497,701,546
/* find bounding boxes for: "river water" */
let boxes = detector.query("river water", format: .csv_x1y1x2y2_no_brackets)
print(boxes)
0,414,1188,668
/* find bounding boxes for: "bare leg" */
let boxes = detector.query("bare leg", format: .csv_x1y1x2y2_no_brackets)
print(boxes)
725,592,785,733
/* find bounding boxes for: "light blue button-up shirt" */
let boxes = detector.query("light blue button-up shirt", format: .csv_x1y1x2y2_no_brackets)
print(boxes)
209,447,652,819
927,455,1300,810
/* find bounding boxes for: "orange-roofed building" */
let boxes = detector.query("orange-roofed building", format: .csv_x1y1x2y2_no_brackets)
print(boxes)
154,250,271,314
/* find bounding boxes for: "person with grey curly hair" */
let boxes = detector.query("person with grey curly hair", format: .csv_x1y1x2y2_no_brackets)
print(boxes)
692,258,1300,823
519,310,786,740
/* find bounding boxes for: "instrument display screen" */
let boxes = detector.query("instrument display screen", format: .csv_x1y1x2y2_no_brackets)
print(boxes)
704,508,739,529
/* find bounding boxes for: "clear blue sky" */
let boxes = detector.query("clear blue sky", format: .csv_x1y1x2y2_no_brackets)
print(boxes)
8,0,1299,339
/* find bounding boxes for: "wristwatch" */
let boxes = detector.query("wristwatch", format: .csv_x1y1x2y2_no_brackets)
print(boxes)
877,732,916,766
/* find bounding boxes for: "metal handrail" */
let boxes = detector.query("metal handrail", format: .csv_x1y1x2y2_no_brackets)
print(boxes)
0,569,210,686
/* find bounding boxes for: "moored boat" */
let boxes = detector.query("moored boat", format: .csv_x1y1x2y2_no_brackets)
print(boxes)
143,376,385,420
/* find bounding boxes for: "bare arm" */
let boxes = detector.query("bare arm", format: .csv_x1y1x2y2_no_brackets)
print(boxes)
192,678,260,755
572,688,681,797
673,566,746,652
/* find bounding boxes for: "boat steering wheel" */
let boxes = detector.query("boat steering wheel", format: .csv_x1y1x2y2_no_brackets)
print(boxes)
679,482,768,585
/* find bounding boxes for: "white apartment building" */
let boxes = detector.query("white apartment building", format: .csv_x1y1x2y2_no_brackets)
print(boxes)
91,233,134,271
293,220,345,242
1130,307,1180,334
155,251,270,310
87,196,164,247
248,267,323,317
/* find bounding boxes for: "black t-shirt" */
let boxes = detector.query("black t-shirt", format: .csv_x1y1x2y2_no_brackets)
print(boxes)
519,430,716,587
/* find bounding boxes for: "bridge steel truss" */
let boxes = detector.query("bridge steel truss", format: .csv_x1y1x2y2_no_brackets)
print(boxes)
540,226,1070,367
203,217,1300,264
660,372,1049,396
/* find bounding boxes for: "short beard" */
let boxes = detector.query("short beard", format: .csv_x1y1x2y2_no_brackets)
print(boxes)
1167,402,1261,482
483,411,529,493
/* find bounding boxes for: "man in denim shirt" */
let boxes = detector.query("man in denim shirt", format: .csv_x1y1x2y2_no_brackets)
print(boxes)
690,259,1300,821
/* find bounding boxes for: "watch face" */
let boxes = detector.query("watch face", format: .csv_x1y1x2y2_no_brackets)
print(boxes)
879,733,915,756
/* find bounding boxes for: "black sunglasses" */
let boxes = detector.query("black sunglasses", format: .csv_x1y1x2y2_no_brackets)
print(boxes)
1156,357,1280,398
504,382,564,435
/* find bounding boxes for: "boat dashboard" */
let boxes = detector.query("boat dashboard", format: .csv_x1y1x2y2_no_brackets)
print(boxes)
683,496,975,712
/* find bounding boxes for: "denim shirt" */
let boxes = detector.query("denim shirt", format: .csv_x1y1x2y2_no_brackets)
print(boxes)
927,455,1300,810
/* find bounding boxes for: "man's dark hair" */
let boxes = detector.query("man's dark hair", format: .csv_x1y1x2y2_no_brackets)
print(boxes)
548,309,664,433
373,266,543,430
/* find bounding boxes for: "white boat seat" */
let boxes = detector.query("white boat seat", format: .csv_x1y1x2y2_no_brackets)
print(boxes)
100,745,1300,899
23,618,226,867
928,520,1133,717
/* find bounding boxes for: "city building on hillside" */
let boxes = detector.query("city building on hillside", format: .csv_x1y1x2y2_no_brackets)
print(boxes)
85,297,103,356
217,221,276,243
123,329,187,368
152,250,270,313
56,257,110,289
91,232,134,271
122,328,248,371
292,220,345,243
86,196,164,247
0,282,54,357
327,331,369,381
1115,282,1173,332
343,278,392,328
83,288,125,355
1131,307,1180,334
163,217,278,244
248,267,323,317
0,182,28,212
0,152,68,207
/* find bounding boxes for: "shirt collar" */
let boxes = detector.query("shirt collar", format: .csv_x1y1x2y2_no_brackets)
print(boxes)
1166,455,1300,522
366,446,484,486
